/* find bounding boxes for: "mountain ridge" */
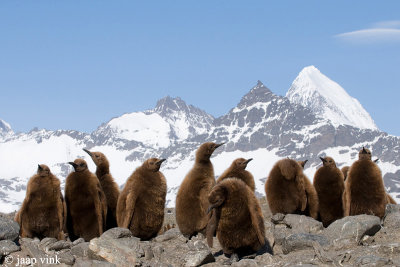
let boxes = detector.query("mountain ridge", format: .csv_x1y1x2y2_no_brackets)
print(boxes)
0,66,399,212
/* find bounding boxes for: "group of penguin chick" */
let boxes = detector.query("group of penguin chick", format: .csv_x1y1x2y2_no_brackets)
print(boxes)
14,142,397,260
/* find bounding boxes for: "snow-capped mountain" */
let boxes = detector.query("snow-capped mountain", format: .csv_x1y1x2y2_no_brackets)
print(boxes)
287,66,378,130
0,119,13,138
0,66,399,213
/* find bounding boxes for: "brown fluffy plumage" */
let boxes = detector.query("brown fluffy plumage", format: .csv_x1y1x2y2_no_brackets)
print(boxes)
117,158,167,240
297,160,319,219
175,142,224,237
343,148,388,218
65,159,107,241
313,157,344,227
265,158,307,216
83,149,120,229
15,165,65,240
207,178,266,255
217,158,255,191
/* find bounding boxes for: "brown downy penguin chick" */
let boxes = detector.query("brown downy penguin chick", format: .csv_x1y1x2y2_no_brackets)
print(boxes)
116,158,167,240
207,178,268,259
341,166,350,182
15,165,65,240
217,158,255,191
265,158,307,216
313,156,344,227
343,147,388,218
83,149,120,229
297,160,319,220
65,159,107,241
175,142,224,237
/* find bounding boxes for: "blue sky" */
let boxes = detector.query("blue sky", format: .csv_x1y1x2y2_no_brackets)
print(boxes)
1,1,400,135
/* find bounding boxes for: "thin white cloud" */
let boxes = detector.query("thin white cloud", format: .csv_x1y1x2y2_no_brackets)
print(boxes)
372,20,400,29
335,20,400,44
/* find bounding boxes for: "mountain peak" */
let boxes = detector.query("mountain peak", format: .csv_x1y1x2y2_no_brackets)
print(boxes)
237,81,274,108
0,119,13,136
154,96,187,113
286,66,378,130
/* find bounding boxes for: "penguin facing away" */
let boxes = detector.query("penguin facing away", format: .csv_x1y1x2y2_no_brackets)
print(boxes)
265,158,307,216
207,178,268,258
313,156,344,227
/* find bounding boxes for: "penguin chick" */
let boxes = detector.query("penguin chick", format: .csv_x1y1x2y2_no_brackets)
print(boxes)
297,160,319,220
313,157,344,227
344,148,388,218
207,178,267,257
65,159,107,241
175,142,224,237
116,158,167,240
217,158,255,191
265,158,307,216
83,149,120,229
16,164,65,240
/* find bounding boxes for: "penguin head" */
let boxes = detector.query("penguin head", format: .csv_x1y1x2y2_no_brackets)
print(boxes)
196,142,225,162
359,147,372,160
207,184,227,213
83,149,109,167
144,158,166,172
68,159,88,172
232,158,253,170
37,164,50,177
297,160,308,169
320,156,336,167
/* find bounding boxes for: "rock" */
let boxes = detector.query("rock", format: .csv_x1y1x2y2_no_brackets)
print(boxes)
72,238,86,246
324,215,381,246
384,204,400,216
89,230,141,267
71,242,90,258
0,216,19,241
377,243,400,254
0,239,20,255
48,240,72,251
101,227,133,239
184,250,215,267
73,258,116,267
383,205,400,229
20,238,49,264
231,259,258,267
354,255,392,266
254,252,275,265
282,233,329,254
271,213,286,224
282,214,324,234
58,250,75,265
40,237,58,250
155,228,182,242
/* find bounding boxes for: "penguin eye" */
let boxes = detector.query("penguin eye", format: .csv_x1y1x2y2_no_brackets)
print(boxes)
80,163,85,167
96,155,99,158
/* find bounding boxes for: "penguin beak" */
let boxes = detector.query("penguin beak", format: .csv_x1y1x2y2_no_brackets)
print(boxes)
207,205,214,214
374,158,379,163
245,158,253,165
156,159,166,166
83,148,93,157
214,142,225,149
303,159,308,165
68,162,78,170
319,157,327,163
38,164,43,171
362,147,367,154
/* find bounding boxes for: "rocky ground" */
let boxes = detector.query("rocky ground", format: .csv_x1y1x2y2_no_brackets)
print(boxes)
1,201,399,267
